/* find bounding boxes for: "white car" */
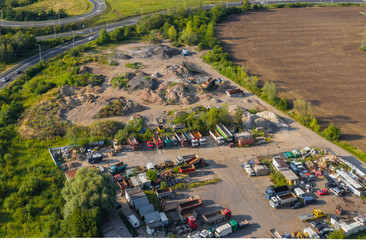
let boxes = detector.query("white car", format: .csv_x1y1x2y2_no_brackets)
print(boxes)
88,36,95,41
0,77,10,82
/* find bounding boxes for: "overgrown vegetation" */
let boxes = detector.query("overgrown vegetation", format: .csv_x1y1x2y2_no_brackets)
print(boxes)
110,72,135,89
171,177,220,190
270,166,288,186
125,62,144,69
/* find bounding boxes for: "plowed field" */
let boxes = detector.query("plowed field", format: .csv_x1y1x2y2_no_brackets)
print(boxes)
216,6,366,151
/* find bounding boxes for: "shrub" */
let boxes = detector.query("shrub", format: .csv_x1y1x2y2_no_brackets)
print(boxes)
323,125,341,141
125,62,143,69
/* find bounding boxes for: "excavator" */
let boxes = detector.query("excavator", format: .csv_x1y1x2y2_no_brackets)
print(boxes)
110,139,123,156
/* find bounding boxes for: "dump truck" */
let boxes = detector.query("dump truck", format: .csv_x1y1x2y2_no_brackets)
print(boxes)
169,135,179,146
209,130,225,145
176,154,197,165
87,152,103,164
177,198,203,213
109,162,127,174
184,132,199,147
161,136,172,148
269,229,282,239
192,130,206,146
186,156,206,168
156,188,173,199
161,195,200,212
179,209,198,222
179,165,195,173
203,208,231,225
265,185,291,200
128,137,140,150
215,220,249,238
299,209,325,222
114,174,128,190
175,132,189,147
201,77,216,90
153,135,164,149
270,192,297,209
216,124,233,142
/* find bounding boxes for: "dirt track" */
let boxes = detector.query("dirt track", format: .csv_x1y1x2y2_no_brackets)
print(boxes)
216,6,366,151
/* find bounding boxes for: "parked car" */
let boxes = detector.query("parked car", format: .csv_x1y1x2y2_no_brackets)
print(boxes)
146,141,154,148
317,189,329,196
291,201,305,209
324,182,337,189
319,227,334,238
16,70,22,74
330,186,345,196
0,77,10,82
312,222,327,232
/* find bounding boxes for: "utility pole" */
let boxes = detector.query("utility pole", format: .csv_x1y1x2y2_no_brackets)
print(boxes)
53,24,56,38
36,44,42,63
71,30,75,48
1,10,3,36
105,17,109,32
58,11,60,25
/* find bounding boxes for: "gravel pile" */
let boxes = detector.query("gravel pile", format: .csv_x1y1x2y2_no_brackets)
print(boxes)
127,72,159,91
127,45,181,59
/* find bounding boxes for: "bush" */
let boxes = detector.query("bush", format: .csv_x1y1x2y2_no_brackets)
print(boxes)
125,62,143,69
323,125,341,141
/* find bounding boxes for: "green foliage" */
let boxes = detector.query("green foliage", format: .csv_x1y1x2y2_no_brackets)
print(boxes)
270,166,288,186
147,29,161,44
168,26,178,42
118,211,138,237
336,141,366,164
181,21,198,45
114,118,145,143
144,190,161,211
110,72,135,89
0,31,37,64
61,168,117,219
61,207,102,237
146,170,158,181
125,62,143,69
96,100,126,118
262,81,277,103
327,230,345,239
241,0,251,11
323,125,341,141
160,181,167,189
97,29,111,45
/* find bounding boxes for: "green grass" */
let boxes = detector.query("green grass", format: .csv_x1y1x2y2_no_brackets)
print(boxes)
15,0,92,16
336,141,366,164
118,211,138,237
349,229,366,239
143,190,162,211
171,177,220,190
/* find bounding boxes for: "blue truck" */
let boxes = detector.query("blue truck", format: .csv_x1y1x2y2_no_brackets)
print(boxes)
265,185,291,200
109,162,127,175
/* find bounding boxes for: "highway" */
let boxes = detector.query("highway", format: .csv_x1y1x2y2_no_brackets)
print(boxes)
0,0,106,27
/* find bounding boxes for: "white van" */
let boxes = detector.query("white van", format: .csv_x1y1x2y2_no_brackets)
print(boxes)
294,187,305,198
127,215,140,228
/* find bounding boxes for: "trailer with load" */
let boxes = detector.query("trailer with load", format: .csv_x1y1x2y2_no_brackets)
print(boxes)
203,208,231,225
176,154,197,165
270,192,297,209
192,130,206,146
153,135,164,149
155,187,173,199
216,124,233,142
186,156,206,168
179,165,195,173
214,219,249,238
109,161,127,174
127,137,140,150
169,135,179,146
161,195,200,212
175,132,189,147
177,198,203,213
209,130,225,145
114,174,128,190
184,132,199,147
299,209,325,222
87,152,103,164
265,185,291,200
179,209,198,223
161,136,172,148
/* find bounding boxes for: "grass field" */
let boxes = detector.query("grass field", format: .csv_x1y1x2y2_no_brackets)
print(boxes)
15,0,92,16
0,63,14,75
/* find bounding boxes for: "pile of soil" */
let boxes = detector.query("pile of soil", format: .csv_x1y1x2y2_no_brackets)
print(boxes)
256,111,289,129
162,61,207,81
127,45,181,59
127,72,159,91
242,110,279,133
112,52,132,60
96,97,145,119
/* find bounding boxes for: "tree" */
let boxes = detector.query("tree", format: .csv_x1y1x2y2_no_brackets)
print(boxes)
234,107,243,129
181,21,197,45
323,125,341,141
309,117,321,133
160,181,167,189
61,207,102,237
97,29,110,44
327,230,345,239
168,25,177,42
242,0,251,11
293,99,313,117
61,167,117,219
146,169,158,181
262,81,277,103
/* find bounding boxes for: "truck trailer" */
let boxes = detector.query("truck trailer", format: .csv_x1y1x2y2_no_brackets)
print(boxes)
179,165,195,173
184,132,199,147
169,135,179,146
161,136,172,148
153,135,164,149
175,132,189,147
265,185,291,200
216,124,233,142
270,192,297,209
109,162,127,174
192,130,206,146
177,198,203,213
128,137,140,150
214,220,249,238
161,195,200,212
203,208,231,225
269,229,282,238
209,130,225,145
155,188,173,199
176,154,197,165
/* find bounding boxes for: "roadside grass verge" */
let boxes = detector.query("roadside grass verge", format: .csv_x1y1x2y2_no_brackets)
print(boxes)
15,0,92,16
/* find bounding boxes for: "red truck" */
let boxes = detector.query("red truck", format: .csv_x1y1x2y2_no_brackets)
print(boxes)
114,174,128,190
179,165,195,173
128,137,140,150
203,208,231,225
186,156,206,168
153,135,164,149
177,198,203,213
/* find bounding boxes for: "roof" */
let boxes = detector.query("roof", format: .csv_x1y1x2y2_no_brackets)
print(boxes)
134,196,149,209
138,204,154,217
125,187,145,200
130,176,141,187
144,211,161,224
337,170,363,190
65,168,78,180
280,169,298,181
147,162,155,170
234,132,253,140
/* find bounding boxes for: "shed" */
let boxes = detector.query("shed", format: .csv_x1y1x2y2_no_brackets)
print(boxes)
144,211,162,225
125,187,145,204
280,169,298,185
253,165,269,176
272,156,289,171
138,204,154,217
130,176,141,187
134,196,149,209
126,168,135,178
147,162,155,170
138,173,151,188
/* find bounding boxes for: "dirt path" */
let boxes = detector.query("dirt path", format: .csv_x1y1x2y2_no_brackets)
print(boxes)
216,6,366,151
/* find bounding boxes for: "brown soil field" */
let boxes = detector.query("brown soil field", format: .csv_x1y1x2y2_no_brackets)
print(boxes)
216,6,366,151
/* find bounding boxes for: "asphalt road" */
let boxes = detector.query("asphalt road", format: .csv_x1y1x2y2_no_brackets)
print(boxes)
0,0,106,27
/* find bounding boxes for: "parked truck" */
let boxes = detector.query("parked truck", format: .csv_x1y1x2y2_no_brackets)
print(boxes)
269,229,282,239
177,198,203,212
128,137,140,150
184,132,199,147
155,188,173,199
109,161,127,174
216,124,233,142
192,130,206,146
176,154,197,165
114,174,128,190
161,136,172,148
175,132,189,147
269,192,297,209
161,195,200,212
265,185,291,200
209,130,225,145
169,135,179,146
215,220,249,238
179,165,195,173
153,135,164,149
203,208,231,225
186,156,206,168
179,209,198,222
299,209,325,222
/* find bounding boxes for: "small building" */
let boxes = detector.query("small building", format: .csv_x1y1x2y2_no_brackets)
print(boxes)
272,156,289,171
134,197,150,210
130,176,141,187
160,212,169,227
138,173,151,188
280,169,298,185
146,162,155,170
253,165,270,176
138,204,154,217
226,88,244,97
234,132,255,146
126,168,135,178
125,187,146,205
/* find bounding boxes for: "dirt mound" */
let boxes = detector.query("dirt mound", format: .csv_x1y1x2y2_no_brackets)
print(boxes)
138,89,164,104
162,61,208,81
242,110,279,133
96,97,144,119
112,52,132,60
79,66,93,74
127,72,159,91
127,45,180,59
256,111,289,129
